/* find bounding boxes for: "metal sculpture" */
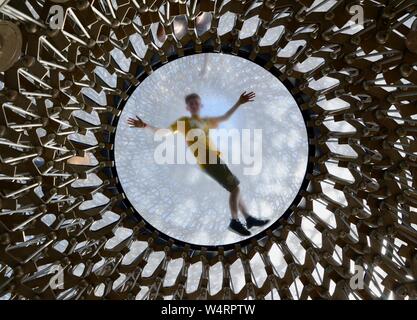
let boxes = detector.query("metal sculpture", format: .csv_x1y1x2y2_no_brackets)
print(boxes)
0,0,416,300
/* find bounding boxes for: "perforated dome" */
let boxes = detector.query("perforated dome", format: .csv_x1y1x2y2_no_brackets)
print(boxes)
114,53,309,246
0,0,417,300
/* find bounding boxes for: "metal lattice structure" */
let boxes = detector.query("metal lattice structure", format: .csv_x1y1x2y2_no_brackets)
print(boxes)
1,0,417,300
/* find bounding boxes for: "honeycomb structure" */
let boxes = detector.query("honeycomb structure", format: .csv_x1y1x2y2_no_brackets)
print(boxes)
0,0,416,300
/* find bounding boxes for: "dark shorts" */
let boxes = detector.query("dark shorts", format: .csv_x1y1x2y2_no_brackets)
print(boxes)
202,159,240,192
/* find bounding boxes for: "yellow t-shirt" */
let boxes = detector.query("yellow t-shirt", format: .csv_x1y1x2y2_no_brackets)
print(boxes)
169,115,220,166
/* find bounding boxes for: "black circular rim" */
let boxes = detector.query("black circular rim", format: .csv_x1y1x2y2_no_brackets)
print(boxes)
106,45,316,252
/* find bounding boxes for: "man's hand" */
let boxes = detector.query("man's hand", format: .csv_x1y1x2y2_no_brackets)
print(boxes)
127,116,147,128
237,91,256,105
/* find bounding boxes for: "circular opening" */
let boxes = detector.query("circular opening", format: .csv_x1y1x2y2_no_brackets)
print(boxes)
114,53,309,247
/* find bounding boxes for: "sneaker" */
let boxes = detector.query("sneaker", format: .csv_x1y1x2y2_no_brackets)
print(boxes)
246,216,270,229
228,219,251,236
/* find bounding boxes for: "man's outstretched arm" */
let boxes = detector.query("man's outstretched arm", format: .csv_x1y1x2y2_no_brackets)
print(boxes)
206,91,255,127
127,116,170,136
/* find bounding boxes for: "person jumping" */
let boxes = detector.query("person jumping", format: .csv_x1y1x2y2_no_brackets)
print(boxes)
127,92,269,236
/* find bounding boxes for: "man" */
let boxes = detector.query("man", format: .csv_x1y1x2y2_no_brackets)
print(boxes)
127,92,269,236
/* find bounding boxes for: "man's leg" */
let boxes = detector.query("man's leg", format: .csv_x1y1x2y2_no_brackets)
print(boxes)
229,186,239,220
238,190,270,229
202,161,250,236
228,186,250,236
238,195,250,218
